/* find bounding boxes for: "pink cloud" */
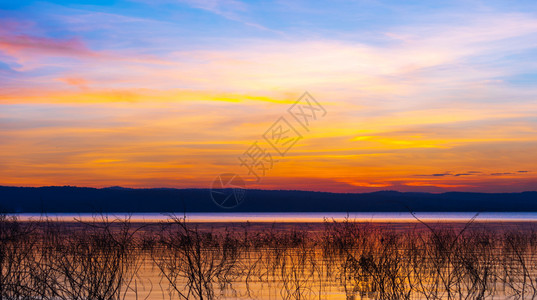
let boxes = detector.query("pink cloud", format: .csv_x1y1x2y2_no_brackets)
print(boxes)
0,33,96,58
0,18,106,65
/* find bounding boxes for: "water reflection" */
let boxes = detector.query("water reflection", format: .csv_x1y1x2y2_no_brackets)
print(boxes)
1,215,537,299
12,212,537,223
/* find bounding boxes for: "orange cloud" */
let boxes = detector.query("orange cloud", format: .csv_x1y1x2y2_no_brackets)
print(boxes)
0,88,297,104
57,77,89,89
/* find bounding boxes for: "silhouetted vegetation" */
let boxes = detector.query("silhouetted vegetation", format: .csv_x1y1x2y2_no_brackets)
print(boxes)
2,214,537,299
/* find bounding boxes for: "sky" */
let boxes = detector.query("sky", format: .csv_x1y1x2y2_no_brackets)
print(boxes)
1,0,537,193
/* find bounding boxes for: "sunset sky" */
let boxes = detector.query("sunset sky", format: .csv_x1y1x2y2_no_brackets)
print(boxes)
1,0,537,192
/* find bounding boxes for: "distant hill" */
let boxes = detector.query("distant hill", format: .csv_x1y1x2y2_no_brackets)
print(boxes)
1,186,537,213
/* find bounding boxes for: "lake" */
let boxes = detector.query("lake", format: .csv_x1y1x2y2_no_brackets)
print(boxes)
2,213,537,299
11,211,537,222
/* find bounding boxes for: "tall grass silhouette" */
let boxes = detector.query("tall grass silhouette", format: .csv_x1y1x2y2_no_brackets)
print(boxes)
1,214,537,299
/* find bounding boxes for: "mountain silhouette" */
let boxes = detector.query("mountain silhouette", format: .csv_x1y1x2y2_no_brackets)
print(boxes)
1,186,537,213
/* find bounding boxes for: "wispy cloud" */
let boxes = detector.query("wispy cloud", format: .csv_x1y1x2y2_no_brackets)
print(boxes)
0,33,97,63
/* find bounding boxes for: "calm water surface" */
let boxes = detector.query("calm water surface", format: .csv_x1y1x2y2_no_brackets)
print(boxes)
6,212,537,299
11,212,537,222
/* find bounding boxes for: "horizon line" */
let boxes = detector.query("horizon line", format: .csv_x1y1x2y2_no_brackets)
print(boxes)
2,185,536,195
